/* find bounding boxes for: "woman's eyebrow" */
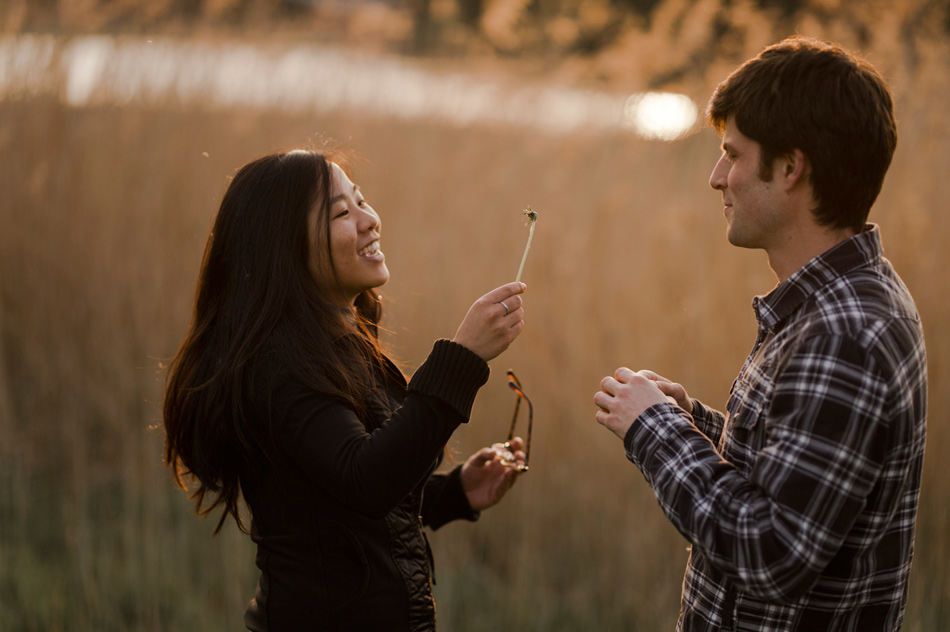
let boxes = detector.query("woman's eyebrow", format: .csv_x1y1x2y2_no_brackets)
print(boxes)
330,184,359,205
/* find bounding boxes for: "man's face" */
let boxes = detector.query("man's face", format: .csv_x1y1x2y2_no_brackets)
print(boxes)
709,117,788,251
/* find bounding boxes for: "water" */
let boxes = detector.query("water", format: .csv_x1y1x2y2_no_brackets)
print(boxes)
1,34,697,140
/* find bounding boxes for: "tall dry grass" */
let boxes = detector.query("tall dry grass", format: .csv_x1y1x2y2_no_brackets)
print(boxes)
2,27,949,632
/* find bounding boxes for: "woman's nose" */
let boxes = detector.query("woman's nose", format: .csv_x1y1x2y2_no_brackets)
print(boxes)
358,205,380,232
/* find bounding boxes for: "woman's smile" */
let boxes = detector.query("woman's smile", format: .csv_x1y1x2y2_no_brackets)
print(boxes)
358,239,383,259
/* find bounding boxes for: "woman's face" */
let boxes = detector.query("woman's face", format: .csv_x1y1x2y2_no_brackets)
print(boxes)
309,162,390,305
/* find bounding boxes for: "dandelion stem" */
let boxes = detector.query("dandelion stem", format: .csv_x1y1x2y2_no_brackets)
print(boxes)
516,208,537,282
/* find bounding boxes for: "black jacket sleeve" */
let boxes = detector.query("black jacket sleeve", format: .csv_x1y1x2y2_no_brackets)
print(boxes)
270,340,489,519
421,466,480,530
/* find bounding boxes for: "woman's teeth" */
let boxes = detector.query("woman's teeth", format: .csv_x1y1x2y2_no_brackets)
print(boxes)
359,241,380,256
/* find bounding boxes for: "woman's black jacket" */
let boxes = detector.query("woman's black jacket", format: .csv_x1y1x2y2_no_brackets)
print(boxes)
240,339,490,631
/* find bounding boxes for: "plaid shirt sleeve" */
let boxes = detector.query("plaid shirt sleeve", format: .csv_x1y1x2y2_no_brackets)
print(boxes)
624,332,894,602
688,398,725,446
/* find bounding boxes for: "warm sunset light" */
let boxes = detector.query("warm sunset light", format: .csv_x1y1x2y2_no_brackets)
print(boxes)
3,1,947,629
621,91,698,140
0,35,705,141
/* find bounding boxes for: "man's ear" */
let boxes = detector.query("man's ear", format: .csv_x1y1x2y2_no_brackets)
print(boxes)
780,148,809,191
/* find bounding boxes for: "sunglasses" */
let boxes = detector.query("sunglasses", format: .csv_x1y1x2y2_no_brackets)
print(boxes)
494,370,532,472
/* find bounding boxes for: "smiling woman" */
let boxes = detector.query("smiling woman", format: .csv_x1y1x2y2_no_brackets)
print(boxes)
161,148,529,631
311,162,391,305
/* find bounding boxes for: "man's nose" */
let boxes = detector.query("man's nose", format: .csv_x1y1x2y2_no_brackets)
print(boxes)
709,156,727,190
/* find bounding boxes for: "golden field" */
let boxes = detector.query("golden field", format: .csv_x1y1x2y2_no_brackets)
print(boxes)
1,5,949,630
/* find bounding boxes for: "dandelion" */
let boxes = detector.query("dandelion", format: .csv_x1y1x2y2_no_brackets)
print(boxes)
516,206,538,283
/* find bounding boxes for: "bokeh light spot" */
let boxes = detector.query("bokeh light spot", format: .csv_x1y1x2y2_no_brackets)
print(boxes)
622,92,698,141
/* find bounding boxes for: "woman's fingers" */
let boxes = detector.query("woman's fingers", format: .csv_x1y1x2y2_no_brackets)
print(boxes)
497,294,524,318
483,282,527,304
452,283,527,361
472,447,496,465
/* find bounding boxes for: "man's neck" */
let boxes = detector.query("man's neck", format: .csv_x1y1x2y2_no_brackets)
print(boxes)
767,224,856,283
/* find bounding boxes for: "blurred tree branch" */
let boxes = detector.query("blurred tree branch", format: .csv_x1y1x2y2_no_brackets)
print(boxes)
0,0,946,74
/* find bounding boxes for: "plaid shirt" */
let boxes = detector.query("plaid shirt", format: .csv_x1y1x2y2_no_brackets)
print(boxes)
625,226,927,631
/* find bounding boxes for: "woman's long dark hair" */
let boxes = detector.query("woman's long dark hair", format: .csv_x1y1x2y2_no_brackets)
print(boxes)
162,149,386,533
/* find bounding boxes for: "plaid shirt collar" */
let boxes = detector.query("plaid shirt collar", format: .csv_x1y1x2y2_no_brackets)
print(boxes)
752,223,883,332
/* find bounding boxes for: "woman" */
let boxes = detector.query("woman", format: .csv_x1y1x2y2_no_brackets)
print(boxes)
162,149,527,630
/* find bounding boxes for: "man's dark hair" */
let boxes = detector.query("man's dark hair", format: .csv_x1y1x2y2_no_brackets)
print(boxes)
707,36,898,234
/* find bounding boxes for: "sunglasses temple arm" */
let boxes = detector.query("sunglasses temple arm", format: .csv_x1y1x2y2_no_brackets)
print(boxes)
507,397,521,442
523,398,533,466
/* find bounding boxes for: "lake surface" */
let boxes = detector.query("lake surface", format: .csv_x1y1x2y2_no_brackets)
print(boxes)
0,34,697,140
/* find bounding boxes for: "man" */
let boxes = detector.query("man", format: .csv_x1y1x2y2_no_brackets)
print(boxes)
594,37,927,631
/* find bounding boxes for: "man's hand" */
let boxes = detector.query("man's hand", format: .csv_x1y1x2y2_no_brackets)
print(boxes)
637,369,693,415
594,367,682,440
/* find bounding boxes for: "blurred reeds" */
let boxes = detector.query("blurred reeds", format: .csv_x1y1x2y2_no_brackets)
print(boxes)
2,16,950,632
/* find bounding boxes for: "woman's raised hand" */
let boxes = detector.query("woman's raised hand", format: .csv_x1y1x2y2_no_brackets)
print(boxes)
452,282,526,361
